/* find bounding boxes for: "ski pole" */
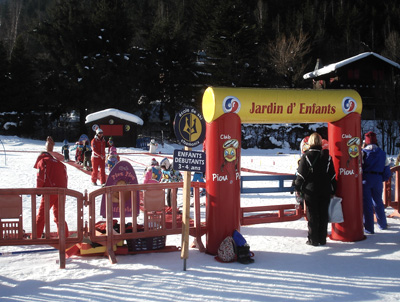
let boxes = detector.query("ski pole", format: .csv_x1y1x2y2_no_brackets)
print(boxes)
0,248,57,256
0,138,6,165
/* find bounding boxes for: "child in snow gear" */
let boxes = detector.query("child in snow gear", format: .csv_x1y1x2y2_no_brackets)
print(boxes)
362,131,391,234
91,128,106,186
143,168,159,184
191,172,206,196
75,142,84,164
107,137,114,154
144,158,162,181
160,157,182,209
294,133,336,246
34,150,68,238
82,140,92,171
107,146,120,171
61,140,69,162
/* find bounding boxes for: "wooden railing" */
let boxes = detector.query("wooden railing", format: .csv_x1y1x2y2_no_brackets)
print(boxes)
383,165,400,217
240,174,304,225
0,182,206,268
87,182,206,264
0,188,85,268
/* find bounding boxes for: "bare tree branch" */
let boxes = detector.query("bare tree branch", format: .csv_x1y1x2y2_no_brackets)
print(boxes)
268,30,311,87
7,0,23,58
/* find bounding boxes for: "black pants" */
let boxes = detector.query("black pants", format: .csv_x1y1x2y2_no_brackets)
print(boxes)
63,150,69,161
166,188,178,207
305,195,330,245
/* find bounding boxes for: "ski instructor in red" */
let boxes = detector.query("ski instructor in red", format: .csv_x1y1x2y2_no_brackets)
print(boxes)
91,128,106,186
34,136,69,238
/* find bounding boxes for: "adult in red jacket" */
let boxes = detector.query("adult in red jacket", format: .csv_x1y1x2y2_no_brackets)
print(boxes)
91,128,106,186
34,151,68,239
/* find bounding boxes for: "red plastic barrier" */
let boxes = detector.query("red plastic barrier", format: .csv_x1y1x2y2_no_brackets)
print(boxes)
383,166,400,218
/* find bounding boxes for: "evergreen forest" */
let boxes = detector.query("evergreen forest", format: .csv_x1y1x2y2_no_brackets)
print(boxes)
1,0,400,142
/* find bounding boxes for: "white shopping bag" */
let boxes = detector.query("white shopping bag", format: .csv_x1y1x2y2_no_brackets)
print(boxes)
329,196,344,223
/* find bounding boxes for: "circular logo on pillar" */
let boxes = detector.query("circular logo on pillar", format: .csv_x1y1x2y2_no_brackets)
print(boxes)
222,96,241,114
347,136,360,158
174,107,205,147
342,97,357,114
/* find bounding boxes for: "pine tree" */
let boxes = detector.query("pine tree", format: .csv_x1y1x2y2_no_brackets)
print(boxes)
34,0,137,132
203,0,259,87
0,41,10,108
8,35,36,112
139,0,200,129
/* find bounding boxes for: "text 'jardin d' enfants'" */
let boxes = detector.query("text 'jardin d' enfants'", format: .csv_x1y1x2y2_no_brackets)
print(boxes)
249,102,336,115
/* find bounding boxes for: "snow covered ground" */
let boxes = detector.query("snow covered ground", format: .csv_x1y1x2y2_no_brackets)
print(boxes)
1,135,400,302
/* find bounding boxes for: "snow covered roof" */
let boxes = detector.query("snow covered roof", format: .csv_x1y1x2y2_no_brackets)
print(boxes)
85,108,144,125
303,52,400,80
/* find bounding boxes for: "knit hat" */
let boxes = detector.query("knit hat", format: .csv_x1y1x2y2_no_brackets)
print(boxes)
364,131,377,145
151,158,159,166
96,128,103,135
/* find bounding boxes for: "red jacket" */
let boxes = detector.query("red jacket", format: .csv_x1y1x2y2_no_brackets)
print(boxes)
34,152,68,188
91,136,106,159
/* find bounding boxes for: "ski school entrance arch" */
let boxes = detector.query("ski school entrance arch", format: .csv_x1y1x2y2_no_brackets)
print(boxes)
202,87,364,255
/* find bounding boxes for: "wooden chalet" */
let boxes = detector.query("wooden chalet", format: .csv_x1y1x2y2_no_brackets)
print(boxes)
303,52,400,119
85,108,144,147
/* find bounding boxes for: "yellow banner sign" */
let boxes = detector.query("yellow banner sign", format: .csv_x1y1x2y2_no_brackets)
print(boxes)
202,87,362,124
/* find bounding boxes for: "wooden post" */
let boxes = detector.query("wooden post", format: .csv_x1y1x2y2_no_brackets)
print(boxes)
58,190,66,269
106,189,117,264
181,146,192,270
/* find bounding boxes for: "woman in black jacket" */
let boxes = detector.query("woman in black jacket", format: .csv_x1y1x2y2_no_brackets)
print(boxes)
295,133,337,246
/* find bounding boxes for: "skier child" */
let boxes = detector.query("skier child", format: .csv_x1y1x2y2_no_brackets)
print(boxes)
144,158,162,181
82,140,92,171
74,142,84,164
107,146,120,171
61,140,70,162
160,157,182,210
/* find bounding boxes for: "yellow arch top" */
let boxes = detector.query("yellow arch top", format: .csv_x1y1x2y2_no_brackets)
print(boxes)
202,87,362,124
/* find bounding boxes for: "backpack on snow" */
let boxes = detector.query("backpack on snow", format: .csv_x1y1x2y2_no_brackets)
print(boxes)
232,230,254,264
216,236,236,262
216,231,255,264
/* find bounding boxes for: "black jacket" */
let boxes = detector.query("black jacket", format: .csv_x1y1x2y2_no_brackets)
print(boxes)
295,146,337,198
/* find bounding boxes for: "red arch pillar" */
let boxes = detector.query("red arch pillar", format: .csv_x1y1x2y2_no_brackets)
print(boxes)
205,113,242,255
202,87,365,252
328,112,364,241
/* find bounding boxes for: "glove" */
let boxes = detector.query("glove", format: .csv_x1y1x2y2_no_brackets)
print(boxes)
295,191,304,203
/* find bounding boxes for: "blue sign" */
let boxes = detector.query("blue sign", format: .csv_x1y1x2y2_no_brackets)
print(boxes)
173,149,206,172
173,107,205,148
